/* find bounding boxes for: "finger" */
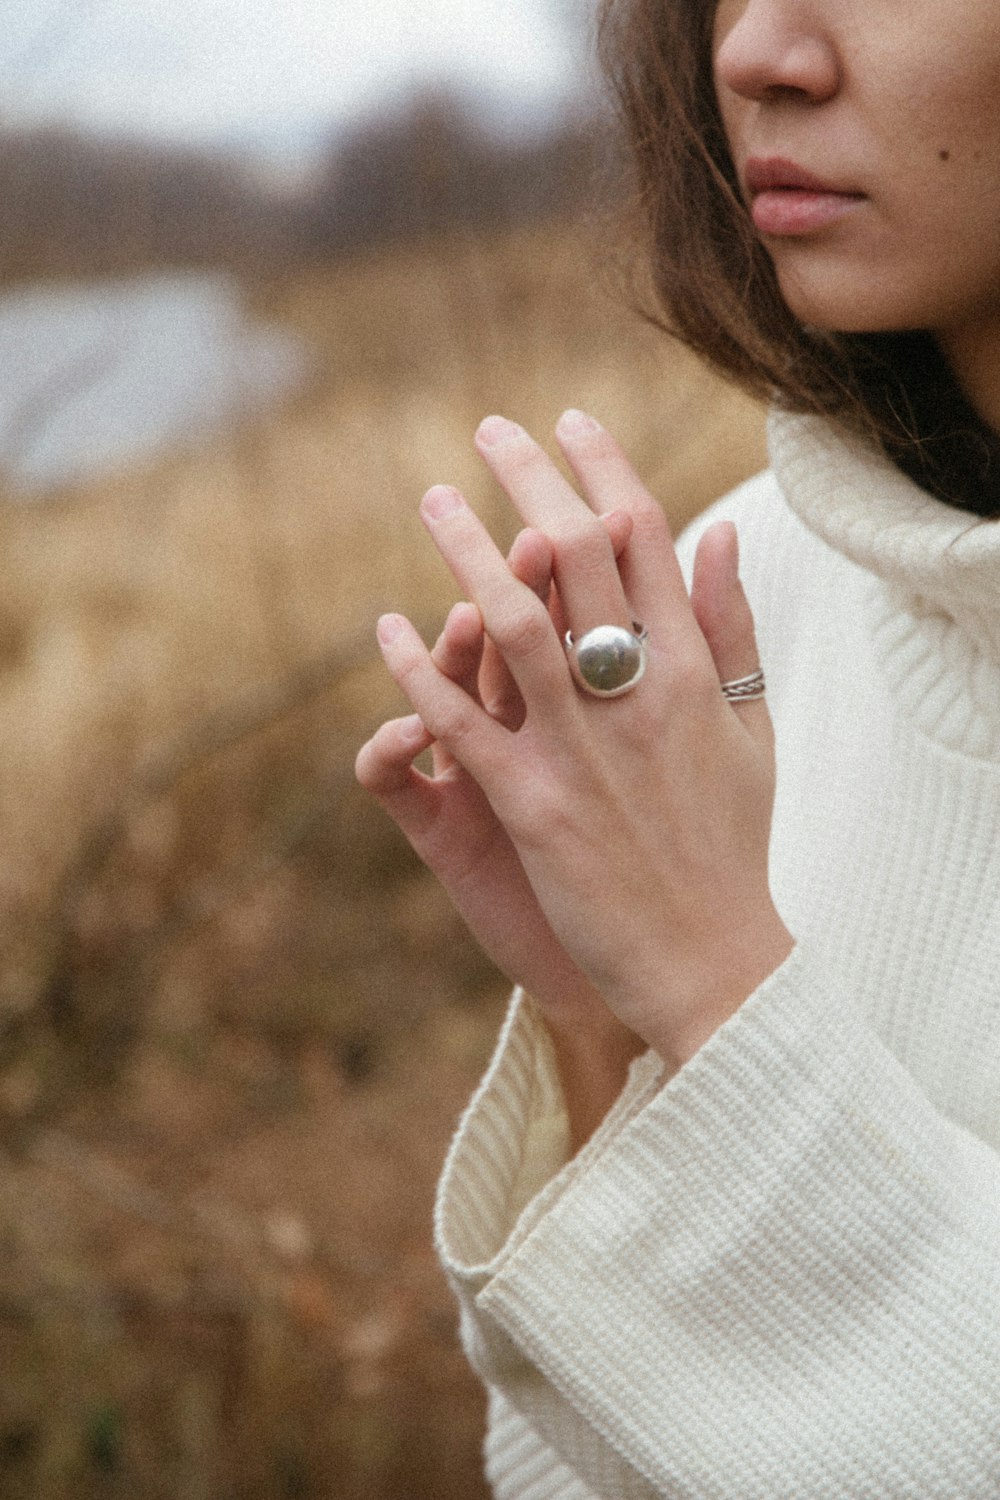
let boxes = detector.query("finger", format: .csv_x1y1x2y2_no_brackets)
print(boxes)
478,527,552,729
355,731,448,862
355,713,434,798
431,601,484,699
419,486,574,722
474,416,632,637
507,526,553,602
603,507,634,562
375,611,510,779
506,509,628,581
690,521,771,741
506,509,629,626
429,601,486,773
554,409,694,633
482,515,629,719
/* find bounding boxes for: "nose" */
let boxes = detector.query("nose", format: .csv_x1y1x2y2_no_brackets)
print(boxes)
713,0,840,104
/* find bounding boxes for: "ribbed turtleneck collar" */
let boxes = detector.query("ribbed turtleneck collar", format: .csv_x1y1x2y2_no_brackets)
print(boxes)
768,408,1000,757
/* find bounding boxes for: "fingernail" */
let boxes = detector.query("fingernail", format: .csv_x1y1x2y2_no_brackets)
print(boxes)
400,714,427,744
557,408,600,438
476,414,523,447
376,613,405,645
446,600,478,631
421,485,463,520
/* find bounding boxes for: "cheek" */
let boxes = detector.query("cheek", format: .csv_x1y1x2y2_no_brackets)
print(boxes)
877,118,1000,280
865,39,1000,170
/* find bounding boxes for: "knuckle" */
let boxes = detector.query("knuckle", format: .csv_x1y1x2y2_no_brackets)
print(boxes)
553,520,612,576
632,497,672,545
703,591,756,660
494,602,553,661
668,648,715,702
355,735,397,794
507,779,566,846
431,696,476,745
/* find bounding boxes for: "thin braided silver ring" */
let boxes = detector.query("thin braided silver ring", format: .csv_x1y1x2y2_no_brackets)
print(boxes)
720,668,766,701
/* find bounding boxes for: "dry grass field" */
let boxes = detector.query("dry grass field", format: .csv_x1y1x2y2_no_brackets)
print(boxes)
0,217,766,1498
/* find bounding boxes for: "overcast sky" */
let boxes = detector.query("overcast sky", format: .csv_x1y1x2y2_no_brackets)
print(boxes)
2,0,595,168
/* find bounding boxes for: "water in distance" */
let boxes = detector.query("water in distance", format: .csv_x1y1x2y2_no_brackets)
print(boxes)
0,271,310,499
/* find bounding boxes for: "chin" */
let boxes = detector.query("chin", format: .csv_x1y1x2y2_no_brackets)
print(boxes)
769,250,948,335
776,277,925,336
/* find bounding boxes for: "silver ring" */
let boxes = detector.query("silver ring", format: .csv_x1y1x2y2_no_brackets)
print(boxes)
720,668,766,701
565,621,649,698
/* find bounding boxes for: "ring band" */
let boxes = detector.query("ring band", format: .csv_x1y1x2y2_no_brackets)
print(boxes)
565,621,649,698
720,668,766,701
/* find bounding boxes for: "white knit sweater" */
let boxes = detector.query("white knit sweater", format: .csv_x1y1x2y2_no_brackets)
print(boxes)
433,409,1000,1499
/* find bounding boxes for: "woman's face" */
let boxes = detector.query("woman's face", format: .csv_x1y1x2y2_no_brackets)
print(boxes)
713,0,1000,346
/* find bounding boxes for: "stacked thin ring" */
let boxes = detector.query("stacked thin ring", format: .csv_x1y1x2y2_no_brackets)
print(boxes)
720,668,766,701
564,621,766,704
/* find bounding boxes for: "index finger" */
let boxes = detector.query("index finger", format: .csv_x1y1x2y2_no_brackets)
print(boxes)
418,485,575,726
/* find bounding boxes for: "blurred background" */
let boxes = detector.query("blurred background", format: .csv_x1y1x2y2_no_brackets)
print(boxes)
0,2,766,1495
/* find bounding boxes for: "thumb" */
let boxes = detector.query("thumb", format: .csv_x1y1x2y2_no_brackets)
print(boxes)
690,521,771,740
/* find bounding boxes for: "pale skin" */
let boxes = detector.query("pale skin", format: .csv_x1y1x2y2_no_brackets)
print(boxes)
356,410,794,1149
714,0,1000,420
357,0,1000,1151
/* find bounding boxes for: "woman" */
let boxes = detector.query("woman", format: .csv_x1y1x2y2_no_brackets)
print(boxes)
356,0,1000,1493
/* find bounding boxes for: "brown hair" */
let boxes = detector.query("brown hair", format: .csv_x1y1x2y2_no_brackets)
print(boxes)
596,0,1000,517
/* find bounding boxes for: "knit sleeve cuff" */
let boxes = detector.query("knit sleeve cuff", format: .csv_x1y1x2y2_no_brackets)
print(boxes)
439,942,1000,1493
434,986,664,1280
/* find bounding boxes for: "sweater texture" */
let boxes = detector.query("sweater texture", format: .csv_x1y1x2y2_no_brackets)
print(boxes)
433,408,1000,1499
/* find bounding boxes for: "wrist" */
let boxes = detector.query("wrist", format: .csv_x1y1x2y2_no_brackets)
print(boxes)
645,914,796,1072
534,993,646,1156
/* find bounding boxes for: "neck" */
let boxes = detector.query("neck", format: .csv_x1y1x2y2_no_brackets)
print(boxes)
934,318,1000,438
846,329,1000,517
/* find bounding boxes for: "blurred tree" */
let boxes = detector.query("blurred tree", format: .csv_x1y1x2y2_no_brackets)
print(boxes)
300,90,606,258
0,127,294,285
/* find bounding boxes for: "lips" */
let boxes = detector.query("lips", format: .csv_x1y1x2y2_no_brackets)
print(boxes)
745,157,845,195
744,156,865,236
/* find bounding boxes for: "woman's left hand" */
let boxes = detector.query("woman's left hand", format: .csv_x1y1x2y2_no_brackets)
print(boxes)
375,410,794,1070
